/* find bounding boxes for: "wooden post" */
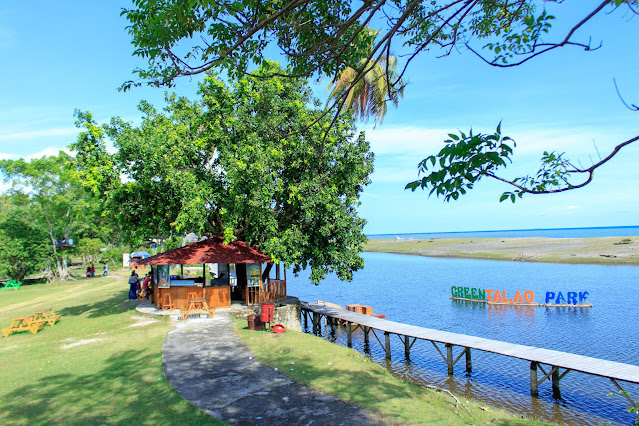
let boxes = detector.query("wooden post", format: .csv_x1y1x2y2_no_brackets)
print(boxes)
347,322,352,347
404,335,410,359
446,344,454,375
363,326,369,343
465,348,472,373
552,367,561,399
312,312,319,334
259,263,263,302
384,332,391,359
530,361,539,396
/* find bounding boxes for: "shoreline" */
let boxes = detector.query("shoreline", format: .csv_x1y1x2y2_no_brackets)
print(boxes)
364,236,639,266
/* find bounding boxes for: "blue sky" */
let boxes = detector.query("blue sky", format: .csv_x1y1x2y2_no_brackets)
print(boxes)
1,1,638,235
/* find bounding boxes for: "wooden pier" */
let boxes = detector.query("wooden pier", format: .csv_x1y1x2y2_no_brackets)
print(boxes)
301,302,639,407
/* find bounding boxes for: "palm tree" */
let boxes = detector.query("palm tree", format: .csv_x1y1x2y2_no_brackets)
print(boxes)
328,32,405,124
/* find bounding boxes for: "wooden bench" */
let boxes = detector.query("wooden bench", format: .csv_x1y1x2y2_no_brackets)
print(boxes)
2,316,45,337
1,280,22,291
180,297,215,320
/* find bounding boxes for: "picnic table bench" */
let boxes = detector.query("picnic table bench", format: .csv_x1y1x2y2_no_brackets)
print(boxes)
180,297,215,320
2,280,22,291
2,308,61,337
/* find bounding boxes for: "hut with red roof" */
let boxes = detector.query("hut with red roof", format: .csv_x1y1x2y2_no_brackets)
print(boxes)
135,238,286,309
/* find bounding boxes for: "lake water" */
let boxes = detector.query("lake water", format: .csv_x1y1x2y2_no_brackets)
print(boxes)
369,225,639,240
287,252,639,425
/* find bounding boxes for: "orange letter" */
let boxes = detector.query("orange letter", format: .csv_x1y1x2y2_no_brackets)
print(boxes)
513,290,523,304
486,289,495,302
524,291,534,303
493,290,503,303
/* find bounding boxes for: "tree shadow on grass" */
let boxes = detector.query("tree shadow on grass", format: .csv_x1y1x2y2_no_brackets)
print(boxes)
0,349,219,425
56,292,139,319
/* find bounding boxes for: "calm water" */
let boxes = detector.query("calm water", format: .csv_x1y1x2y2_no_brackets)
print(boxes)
369,225,639,240
287,252,639,425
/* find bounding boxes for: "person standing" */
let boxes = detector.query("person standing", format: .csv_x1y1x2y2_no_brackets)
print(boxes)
103,263,108,277
140,273,152,305
128,271,140,300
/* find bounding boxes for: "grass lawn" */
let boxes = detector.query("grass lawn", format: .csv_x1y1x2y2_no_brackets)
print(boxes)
233,319,546,425
0,272,220,425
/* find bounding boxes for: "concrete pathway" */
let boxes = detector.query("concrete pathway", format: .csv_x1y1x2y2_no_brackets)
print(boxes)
162,311,381,425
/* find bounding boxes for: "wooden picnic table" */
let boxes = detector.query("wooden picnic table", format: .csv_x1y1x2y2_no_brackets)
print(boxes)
2,308,61,337
32,309,61,326
2,316,45,337
180,297,215,320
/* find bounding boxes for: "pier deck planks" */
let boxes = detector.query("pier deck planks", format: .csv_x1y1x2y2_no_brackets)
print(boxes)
303,303,639,384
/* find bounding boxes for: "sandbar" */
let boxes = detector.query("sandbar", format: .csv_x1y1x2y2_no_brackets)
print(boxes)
365,236,639,265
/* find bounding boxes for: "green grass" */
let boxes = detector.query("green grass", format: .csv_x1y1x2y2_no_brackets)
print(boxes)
233,319,546,425
0,272,221,425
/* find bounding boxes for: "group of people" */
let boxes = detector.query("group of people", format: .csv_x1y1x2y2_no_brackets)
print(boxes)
128,271,153,304
86,263,108,277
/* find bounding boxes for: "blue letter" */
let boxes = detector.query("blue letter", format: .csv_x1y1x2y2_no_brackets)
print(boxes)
567,292,577,305
545,292,555,304
579,291,589,303
555,292,566,304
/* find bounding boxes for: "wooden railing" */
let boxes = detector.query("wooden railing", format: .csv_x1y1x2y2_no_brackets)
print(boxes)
245,279,287,305
262,279,286,302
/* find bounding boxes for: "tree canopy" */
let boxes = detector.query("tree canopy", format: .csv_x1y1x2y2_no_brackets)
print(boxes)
72,62,374,284
121,0,639,201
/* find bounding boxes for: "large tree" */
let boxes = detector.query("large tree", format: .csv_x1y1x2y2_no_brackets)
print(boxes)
72,62,374,284
121,0,638,200
0,208,50,282
0,153,88,281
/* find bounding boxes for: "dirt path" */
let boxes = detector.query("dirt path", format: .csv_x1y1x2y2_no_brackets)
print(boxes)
162,312,381,425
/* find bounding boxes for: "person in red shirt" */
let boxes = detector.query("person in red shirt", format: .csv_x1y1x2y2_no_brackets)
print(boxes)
140,273,152,305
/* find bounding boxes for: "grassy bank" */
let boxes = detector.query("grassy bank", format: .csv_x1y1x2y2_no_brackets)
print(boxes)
233,319,544,425
0,273,219,425
365,236,639,265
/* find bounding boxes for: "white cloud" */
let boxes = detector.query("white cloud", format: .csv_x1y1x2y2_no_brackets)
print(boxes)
0,127,78,142
364,126,451,155
0,146,71,161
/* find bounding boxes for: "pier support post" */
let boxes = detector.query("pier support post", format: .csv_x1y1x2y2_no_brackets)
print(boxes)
530,362,539,396
346,322,352,347
312,313,319,334
384,332,391,359
465,348,472,374
446,344,454,375
404,335,410,359
551,367,561,399
364,326,370,343
303,310,308,330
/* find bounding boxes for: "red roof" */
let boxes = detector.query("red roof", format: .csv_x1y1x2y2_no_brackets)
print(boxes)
136,238,271,265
